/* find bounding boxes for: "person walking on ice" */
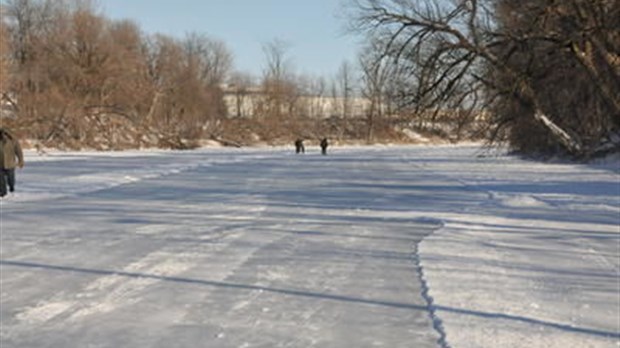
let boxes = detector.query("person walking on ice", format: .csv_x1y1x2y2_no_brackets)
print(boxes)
320,137,329,155
0,128,24,198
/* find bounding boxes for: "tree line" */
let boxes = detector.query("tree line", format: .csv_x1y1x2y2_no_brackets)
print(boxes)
0,0,486,150
1,0,235,149
2,0,618,157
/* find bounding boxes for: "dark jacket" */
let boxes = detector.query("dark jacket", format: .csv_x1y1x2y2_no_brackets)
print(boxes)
320,138,328,149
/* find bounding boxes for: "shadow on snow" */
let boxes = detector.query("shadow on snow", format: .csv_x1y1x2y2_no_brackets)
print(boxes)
2,259,618,340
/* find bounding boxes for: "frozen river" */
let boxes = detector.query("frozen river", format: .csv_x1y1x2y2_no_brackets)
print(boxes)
1,147,443,347
1,145,618,347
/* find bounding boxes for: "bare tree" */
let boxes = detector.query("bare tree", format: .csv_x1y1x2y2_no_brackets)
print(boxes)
347,0,619,156
183,32,232,87
491,0,620,155
336,60,355,141
0,5,15,108
258,38,301,139
359,40,391,143
310,76,328,119
262,38,292,83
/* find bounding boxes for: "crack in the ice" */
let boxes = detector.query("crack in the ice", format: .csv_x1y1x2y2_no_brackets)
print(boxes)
413,219,451,348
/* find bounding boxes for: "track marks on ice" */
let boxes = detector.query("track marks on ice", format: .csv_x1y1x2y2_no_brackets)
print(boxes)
12,251,194,325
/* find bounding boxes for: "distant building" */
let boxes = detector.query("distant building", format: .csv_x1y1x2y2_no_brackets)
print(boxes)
221,84,370,119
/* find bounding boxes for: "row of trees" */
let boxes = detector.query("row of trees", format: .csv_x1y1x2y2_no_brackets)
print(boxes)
347,0,620,157
5,0,615,156
1,0,407,150
1,0,235,149
1,0,482,150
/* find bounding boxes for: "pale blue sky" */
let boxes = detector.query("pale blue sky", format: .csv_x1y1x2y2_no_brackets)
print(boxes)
100,0,363,78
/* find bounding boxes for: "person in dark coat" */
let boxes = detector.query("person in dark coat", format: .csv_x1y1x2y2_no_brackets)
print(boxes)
0,128,25,198
320,137,329,155
294,138,305,154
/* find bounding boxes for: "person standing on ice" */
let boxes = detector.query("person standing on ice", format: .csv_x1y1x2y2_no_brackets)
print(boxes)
294,138,305,154
0,128,24,198
320,137,329,155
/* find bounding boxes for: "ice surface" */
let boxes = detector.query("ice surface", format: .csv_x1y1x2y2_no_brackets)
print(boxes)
1,145,618,347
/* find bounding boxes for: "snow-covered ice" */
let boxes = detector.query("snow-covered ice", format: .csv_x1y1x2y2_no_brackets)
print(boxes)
1,145,618,347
